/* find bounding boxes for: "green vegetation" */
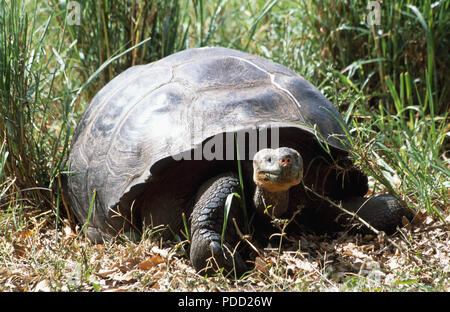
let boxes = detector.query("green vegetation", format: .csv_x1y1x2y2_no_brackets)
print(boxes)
0,0,448,291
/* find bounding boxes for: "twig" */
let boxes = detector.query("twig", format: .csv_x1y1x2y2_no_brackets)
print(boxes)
232,217,262,258
303,185,407,253
297,251,337,288
269,208,302,244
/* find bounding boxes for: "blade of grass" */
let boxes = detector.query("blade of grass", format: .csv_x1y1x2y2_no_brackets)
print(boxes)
181,212,190,242
244,0,278,51
221,193,234,248
234,132,249,233
407,4,437,114
76,189,96,241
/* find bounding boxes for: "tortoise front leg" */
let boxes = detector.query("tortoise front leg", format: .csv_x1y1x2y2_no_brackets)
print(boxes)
190,173,247,277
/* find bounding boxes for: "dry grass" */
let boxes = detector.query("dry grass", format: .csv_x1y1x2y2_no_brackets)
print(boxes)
1,209,448,292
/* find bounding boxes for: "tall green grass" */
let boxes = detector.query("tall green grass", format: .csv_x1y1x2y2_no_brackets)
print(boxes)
0,0,71,213
0,0,195,228
53,0,190,96
342,72,449,218
296,0,448,114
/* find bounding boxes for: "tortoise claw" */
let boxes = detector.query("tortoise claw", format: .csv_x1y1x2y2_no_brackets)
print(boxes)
190,231,247,277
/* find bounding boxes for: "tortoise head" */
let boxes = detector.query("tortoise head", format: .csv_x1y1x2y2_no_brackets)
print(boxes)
253,147,303,192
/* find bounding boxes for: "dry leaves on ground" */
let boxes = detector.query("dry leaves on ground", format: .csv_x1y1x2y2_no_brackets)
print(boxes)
0,211,448,292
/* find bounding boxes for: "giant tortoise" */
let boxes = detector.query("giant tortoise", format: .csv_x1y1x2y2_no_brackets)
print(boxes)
63,47,411,275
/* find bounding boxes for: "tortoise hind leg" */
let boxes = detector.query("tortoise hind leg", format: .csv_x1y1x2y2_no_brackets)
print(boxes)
190,172,247,277
341,194,414,234
85,226,111,243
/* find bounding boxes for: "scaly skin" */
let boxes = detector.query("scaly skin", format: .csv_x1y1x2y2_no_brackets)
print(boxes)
190,173,247,275
190,148,302,276
341,194,412,234
253,186,290,219
252,147,303,219
189,147,412,275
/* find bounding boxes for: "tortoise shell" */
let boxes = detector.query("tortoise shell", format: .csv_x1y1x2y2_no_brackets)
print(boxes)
64,47,350,238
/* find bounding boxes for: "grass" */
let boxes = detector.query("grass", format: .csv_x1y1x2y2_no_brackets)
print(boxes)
1,218,447,291
0,0,448,292
0,0,62,207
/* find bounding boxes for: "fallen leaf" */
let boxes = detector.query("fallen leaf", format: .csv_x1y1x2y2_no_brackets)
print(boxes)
13,243,27,258
104,287,130,292
425,215,434,225
16,229,33,240
402,216,412,230
0,270,11,279
412,209,428,226
63,224,75,239
115,257,141,273
34,280,51,292
138,255,164,270
112,270,137,283
298,260,315,273
151,246,169,258
254,256,271,274
150,280,160,289
96,267,120,278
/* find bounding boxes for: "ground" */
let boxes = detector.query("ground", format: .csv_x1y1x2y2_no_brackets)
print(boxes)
0,209,448,292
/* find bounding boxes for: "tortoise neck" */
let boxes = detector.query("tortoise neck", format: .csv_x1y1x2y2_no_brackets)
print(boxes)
253,186,289,219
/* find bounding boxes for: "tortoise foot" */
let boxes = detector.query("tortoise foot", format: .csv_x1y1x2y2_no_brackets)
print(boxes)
190,173,248,277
